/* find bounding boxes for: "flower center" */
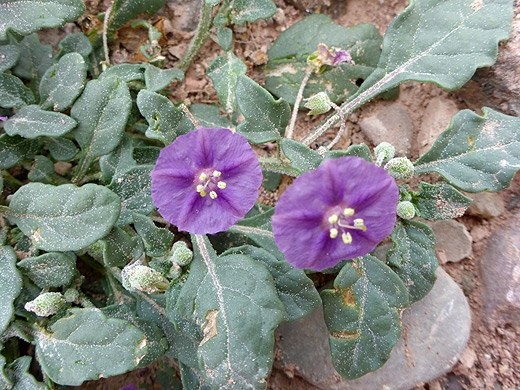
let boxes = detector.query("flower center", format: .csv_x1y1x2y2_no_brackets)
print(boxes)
195,170,227,199
327,208,367,245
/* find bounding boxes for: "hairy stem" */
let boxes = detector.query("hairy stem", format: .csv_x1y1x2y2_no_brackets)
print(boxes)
182,104,199,128
326,120,347,150
259,157,300,177
177,1,214,72
286,68,312,140
102,2,114,68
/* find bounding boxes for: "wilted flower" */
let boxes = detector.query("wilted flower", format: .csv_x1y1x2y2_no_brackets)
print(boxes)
272,157,399,271
307,43,354,72
151,127,262,235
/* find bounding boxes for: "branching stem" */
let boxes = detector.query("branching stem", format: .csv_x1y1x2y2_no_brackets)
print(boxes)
286,68,312,140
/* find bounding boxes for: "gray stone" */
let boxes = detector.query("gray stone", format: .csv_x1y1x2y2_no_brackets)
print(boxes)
167,0,201,31
359,104,414,156
425,220,472,264
417,97,459,156
371,241,394,262
480,210,520,326
275,268,471,390
466,192,506,218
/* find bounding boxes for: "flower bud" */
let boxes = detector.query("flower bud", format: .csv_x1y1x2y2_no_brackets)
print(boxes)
172,242,193,266
303,92,332,115
385,157,414,180
396,201,416,220
63,288,80,303
374,142,395,166
122,264,170,294
25,292,66,317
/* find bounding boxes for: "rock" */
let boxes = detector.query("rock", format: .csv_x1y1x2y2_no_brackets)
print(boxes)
167,0,201,31
359,104,414,156
371,241,394,262
417,97,459,156
275,268,471,390
466,192,506,218
425,220,472,263
480,210,520,326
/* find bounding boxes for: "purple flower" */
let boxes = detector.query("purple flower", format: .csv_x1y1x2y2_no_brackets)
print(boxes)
151,127,262,235
0,116,7,122
120,385,144,390
272,157,398,271
317,43,354,66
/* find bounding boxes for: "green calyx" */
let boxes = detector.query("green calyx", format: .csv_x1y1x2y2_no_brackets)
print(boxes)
396,201,416,220
385,157,414,180
25,292,66,317
375,142,395,166
122,264,170,294
303,92,332,115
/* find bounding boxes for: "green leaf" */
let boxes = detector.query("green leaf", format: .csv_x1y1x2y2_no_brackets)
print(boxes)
0,246,23,334
354,0,514,106
177,235,285,388
388,219,438,303
216,27,232,51
0,73,35,108
222,245,321,323
0,351,13,389
108,0,166,30
0,45,20,72
266,15,382,105
321,255,408,380
44,136,79,162
99,134,136,183
58,33,92,59
0,0,85,40
229,0,276,25
17,252,77,289
99,227,143,267
12,34,54,85
324,143,373,162
261,170,281,191
180,104,233,130
236,75,291,144
281,138,322,173
0,134,40,169
411,182,472,220
28,155,56,184
101,303,168,367
108,165,155,226
99,64,145,83
415,108,520,192
4,105,76,138
136,89,186,145
39,52,87,111
35,308,147,386
5,356,46,390
143,64,184,92
133,146,160,165
180,363,210,390
133,214,174,257
207,52,247,115
7,183,121,251
71,75,131,159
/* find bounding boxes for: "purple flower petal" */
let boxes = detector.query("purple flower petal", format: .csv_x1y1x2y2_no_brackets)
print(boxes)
0,116,8,122
151,127,262,234
272,157,398,271
331,50,354,66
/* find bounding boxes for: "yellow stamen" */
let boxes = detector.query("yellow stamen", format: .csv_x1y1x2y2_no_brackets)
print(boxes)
212,170,221,177
199,172,207,181
199,191,206,197
217,181,227,189
342,232,352,244
353,218,367,232
328,214,338,224
330,228,338,239
196,184,204,193
210,191,217,199
343,208,355,216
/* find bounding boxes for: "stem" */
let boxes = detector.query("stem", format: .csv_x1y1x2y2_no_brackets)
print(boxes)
326,120,347,150
1,171,24,188
182,104,199,128
286,68,313,140
177,1,214,72
71,153,91,185
102,2,114,68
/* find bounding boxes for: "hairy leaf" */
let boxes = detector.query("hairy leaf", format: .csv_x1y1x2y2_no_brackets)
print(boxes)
133,214,174,257
35,308,147,386
0,135,40,169
44,136,79,162
99,227,144,267
5,356,46,390
281,139,322,173
415,108,520,192
17,252,76,289
99,64,145,83
0,45,20,72
0,0,85,40
321,255,408,379
99,134,136,183
324,143,373,162
108,0,166,30
411,182,472,220
0,246,23,334
58,33,92,59
177,235,285,389
0,73,35,108
143,64,184,92
12,34,54,85
4,105,76,138
39,52,87,111
7,183,121,251
236,75,291,144
28,155,56,184
388,219,438,303
230,0,276,25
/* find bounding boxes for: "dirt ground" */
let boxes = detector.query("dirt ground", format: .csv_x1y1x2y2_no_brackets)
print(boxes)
66,0,520,389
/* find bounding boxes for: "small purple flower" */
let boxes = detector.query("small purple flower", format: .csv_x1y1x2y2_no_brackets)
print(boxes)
272,157,398,271
317,43,354,66
120,385,144,390
0,116,8,122
151,127,262,235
